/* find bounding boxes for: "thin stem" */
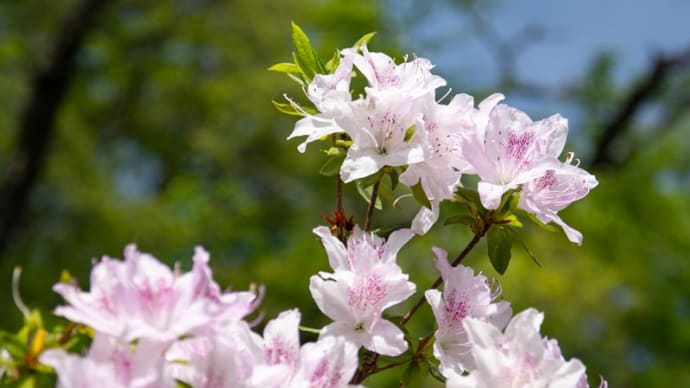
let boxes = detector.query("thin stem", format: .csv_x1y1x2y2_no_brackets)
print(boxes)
370,357,413,374
363,179,381,231
352,351,378,384
415,332,434,356
336,175,343,214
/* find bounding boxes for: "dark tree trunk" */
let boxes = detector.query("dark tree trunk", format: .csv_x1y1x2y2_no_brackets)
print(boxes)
0,0,110,258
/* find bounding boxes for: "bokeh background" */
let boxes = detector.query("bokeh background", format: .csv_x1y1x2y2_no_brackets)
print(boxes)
1,0,689,386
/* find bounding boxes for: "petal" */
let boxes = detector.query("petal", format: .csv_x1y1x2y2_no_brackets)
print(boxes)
504,308,544,339
309,273,352,322
366,319,407,356
530,113,569,158
432,246,451,280
411,200,440,235
462,317,503,349
548,213,583,245
296,336,359,388
288,115,344,153
382,228,414,263
477,181,510,210
486,300,513,330
340,148,382,183
313,226,348,271
424,289,444,324
263,309,301,367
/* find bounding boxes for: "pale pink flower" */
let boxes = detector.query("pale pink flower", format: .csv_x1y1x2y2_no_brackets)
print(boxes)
169,309,360,388
352,45,445,97
309,226,416,356
290,336,359,388
518,155,598,244
425,247,511,375
53,244,261,342
248,309,303,387
462,103,569,209
40,333,173,388
338,90,426,182
337,47,446,182
288,46,447,182
250,309,360,388
167,321,264,388
313,225,414,273
446,308,601,388
288,49,355,153
402,93,505,234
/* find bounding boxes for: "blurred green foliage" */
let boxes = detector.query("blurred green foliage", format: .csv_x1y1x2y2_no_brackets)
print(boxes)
0,0,689,387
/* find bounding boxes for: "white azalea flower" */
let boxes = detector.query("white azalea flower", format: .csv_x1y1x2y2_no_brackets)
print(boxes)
425,247,511,375
309,226,416,356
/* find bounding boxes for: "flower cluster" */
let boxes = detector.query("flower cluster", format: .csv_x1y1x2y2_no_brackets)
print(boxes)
445,309,608,388
40,245,360,387
4,25,607,388
288,45,597,242
425,252,606,387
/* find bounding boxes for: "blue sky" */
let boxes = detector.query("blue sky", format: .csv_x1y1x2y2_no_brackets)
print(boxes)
392,0,690,152
404,0,690,88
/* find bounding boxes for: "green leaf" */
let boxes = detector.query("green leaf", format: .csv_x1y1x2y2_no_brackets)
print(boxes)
454,187,481,207
286,72,306,87
357,170,383,188
502,214,523,228
353,32,376,49
487,226,512,274
267,62,301,74
325,50,340,73
444,214,476,227
377,178,396,205
400,361,423,388
318,156,344,177
496,189,517,216
514,238,542,267
444,204,474,226
0,331,26,360
425,360,447,383
17,376,36,388
411,181,431,209
388,167,400,190
290,21,324,80
12,374,55,388
392,194,412,208
525,211,558,232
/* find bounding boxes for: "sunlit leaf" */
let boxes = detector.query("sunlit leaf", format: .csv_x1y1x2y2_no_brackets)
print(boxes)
411,181,431,209
318,156,344,177
267,62,301,74
353,32,376,49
